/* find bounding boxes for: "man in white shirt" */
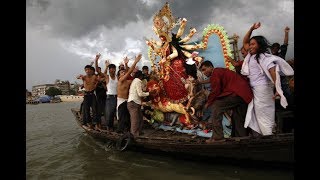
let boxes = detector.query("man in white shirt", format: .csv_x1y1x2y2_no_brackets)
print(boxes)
127,70,154,137
105,63,118,131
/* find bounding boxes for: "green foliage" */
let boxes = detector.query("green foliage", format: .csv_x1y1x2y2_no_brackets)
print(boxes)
45,87,62,97
69,89,77,95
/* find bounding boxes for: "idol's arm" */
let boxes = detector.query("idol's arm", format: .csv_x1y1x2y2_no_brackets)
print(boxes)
179,28,197,43
176,18,187,38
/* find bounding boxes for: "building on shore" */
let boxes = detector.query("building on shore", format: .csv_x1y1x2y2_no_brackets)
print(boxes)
26,89,34,103
55,80,71,95
26,89,32,99
31,80,81,97
32,84,56,97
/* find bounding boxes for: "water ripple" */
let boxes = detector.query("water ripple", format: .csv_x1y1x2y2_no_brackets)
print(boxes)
27,102,293,180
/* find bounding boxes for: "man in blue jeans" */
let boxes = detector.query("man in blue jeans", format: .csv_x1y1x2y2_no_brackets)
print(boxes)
104,63,118,131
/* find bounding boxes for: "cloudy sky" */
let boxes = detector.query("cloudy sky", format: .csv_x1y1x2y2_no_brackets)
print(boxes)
26,0,294,90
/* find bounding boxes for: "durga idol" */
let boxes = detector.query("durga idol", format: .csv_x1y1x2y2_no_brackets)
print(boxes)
145,2,203,104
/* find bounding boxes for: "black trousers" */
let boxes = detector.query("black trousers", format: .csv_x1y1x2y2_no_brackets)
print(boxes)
117,101,130,132
96,93,106,118
209,95,248,140
231,102,249,137
82,93,98,125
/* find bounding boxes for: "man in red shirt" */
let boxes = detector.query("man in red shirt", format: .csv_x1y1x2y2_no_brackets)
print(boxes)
200,61,253,143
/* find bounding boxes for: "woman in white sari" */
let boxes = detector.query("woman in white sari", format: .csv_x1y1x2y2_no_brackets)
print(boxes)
241,35,294,135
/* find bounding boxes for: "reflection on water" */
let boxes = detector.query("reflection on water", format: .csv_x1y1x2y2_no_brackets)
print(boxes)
27,102,293,180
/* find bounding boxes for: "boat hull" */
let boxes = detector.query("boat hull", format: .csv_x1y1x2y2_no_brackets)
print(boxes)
71,108,293,166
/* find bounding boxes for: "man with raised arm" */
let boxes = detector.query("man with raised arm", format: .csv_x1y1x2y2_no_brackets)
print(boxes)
93,54,107,130
271,26,290,59
104,60,118,131
116,54,142,133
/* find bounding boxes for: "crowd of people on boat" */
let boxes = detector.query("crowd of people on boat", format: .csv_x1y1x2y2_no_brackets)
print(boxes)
76,21,294,143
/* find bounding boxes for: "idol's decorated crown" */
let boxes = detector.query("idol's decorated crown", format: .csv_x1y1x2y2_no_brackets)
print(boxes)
152,2,177,42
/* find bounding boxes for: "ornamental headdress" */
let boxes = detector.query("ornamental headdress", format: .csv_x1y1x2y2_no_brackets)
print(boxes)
152,2,176,42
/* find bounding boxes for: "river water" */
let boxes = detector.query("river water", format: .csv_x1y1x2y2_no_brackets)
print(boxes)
26,102,293,180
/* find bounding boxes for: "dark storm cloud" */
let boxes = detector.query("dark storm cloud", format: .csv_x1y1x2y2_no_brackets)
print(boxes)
27,0,245,38
27,0,293,50
26,0,294,90
26,0,156,38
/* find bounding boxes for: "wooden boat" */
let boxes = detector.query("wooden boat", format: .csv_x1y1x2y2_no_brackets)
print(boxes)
71,108,294,168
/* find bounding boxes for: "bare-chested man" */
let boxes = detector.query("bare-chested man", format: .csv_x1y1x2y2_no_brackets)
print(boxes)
116,54,142,133
77,65,99,130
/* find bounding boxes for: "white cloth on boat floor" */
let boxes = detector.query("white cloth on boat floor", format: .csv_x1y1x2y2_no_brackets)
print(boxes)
157,116,231,138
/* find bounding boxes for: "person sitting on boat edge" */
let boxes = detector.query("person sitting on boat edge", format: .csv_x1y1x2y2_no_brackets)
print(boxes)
200,61,253,143
77,65,99,131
